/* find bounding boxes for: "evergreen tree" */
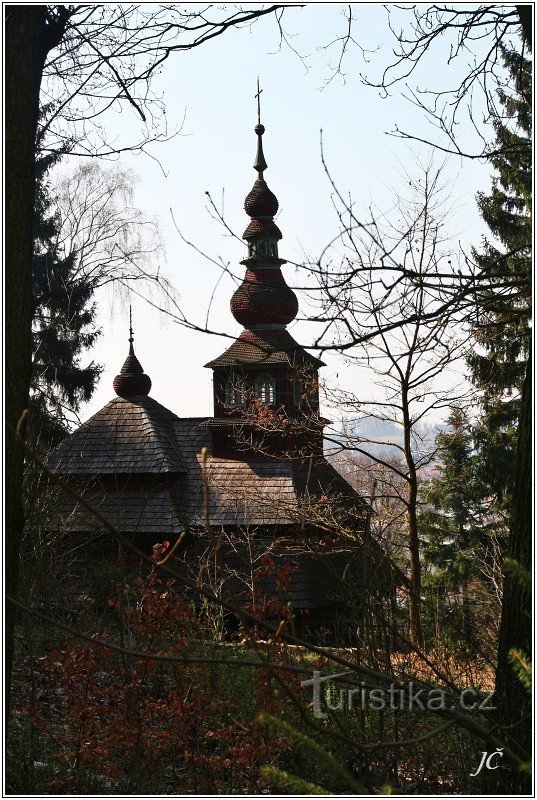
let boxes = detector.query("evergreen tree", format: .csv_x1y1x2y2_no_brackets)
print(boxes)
423,409,481,573
421,408,500,647
468,42,532,786
468,43,532,504
31,146,101,445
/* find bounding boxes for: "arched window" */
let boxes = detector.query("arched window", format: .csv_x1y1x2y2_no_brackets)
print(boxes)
255,373,275,405
293,377,304,406
225,376,246,407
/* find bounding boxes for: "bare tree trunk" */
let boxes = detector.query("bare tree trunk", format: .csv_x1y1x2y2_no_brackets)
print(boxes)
486,355,532,794
4,4,67,723
406,478,424,649
402,386,424,649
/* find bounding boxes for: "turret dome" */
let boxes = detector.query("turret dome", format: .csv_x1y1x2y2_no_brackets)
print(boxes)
113,313,152,397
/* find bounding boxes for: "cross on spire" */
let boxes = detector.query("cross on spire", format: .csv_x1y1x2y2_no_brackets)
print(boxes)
129,304,134,345
255,76,263,125
253,78,267,177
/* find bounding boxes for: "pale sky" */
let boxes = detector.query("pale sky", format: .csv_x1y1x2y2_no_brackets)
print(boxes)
61,4,499,428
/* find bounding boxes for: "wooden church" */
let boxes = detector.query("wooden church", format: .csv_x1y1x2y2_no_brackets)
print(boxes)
45,112,396,640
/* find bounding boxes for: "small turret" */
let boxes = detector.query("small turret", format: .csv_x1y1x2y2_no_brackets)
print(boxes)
113,308,152,398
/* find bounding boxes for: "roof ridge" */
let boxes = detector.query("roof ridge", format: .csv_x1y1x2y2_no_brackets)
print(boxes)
132,398,186,474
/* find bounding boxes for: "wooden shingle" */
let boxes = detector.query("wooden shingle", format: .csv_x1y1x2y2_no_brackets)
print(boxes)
47,396,186,476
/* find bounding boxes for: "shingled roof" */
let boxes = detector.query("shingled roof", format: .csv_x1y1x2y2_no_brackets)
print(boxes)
205,328,324,369
159,418,367,528
46,413,368,535
49,488,186,537
47,396,186,476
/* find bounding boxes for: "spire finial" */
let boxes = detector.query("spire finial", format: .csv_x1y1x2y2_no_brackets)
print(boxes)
128,304,135,355
253,79,267,178
255,76,263,125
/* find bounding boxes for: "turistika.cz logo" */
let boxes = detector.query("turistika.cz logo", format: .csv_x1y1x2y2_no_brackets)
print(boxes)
301,671,495,718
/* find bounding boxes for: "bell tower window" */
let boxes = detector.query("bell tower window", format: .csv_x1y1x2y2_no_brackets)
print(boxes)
293,377,303,406
293,373,319,408
247,239,278,259
225,376,246,407
255,373,275,405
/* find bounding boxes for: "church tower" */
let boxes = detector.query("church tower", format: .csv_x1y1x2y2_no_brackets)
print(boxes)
205,103,325,459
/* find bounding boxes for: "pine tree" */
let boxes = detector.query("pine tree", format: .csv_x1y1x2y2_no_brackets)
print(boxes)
423,410,480,570
31,146,101,445
470,39,532,792
421,409,498,647
468,43,532,504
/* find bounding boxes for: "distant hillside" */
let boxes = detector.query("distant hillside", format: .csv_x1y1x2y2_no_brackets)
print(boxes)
326,416,447,465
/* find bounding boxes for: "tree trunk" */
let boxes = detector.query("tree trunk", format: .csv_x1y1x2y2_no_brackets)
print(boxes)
516,5,533,49
4,4,54,723
407,481,424,649
402,386,424,649
486,355,532,794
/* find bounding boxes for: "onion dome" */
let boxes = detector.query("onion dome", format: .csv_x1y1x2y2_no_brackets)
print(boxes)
244,178,279,218
242,119,280,235
231,268,298,326
113,312,152,397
